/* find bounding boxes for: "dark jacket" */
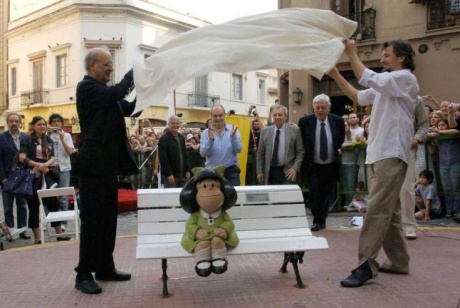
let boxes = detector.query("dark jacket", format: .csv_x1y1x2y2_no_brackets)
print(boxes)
0,131,30,181
73,71,139,177
298,113,345,173
20,133,54,161
158,130,191,178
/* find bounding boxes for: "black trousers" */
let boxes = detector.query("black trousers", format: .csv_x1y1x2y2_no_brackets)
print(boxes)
75,175,118,274
307,162,339,225
268,166,294,185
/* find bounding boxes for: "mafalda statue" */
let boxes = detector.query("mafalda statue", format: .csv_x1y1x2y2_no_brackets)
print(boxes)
180,169,239,277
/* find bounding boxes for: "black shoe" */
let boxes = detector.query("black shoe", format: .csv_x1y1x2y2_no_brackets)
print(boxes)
75,274,102,294
211,259,228,275
195,260,212,277
19,231,31,240
95,269,131,281
311,223,325,232
57,236,71,241
340,262,373,288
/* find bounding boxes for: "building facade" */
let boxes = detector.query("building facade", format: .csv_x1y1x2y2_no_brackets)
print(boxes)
278,0,460,122
2,0,278,135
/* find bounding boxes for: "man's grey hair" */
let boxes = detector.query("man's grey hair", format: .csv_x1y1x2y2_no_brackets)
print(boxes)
312,94,331,106
6,112,22,123
272,105,288,116
84,46,110,71
167,115,181,125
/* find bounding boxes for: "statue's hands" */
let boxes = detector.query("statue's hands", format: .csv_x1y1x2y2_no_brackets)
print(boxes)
196,229,209,240
214,228,228,239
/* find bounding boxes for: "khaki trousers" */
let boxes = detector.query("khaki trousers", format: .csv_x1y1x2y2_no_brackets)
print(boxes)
358,158,410,276
399,148,418,233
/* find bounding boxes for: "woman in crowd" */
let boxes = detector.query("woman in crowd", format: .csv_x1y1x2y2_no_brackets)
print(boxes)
429,117,460,217
340,121,359,205
18,116,70,244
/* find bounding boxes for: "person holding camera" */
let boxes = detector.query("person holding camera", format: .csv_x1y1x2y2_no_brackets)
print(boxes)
48,113,75,229
248,105,264,151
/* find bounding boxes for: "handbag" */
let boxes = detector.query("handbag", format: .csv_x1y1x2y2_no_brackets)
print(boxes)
2,152,35,198
11,169,35,198
2,165,35,198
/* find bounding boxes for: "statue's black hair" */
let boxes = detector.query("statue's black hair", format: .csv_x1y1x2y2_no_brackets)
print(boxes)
180,169,237,213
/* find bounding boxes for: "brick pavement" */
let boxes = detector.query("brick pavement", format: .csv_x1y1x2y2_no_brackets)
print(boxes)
1,229,460,307
1,195,460,307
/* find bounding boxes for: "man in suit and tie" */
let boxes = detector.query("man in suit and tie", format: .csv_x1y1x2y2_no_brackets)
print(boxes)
256,105,304,185
0,113,30,239
298,94,345,231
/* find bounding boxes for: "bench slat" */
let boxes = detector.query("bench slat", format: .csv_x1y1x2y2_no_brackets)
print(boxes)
137,185,304,208
138,217,310,235
137,203,306,223
137,228,313,245
136,235,329,259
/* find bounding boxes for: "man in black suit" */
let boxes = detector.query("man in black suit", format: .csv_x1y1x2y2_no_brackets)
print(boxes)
158,115,191,188
0,113,30,239
73,47,139,294
298,94,345,231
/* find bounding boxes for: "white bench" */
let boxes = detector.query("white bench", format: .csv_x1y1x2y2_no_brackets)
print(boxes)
137,185,328,297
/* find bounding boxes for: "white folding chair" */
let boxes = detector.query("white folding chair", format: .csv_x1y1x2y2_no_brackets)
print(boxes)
38,187,80,244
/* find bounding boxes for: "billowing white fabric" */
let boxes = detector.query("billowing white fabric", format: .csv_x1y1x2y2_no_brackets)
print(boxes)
133,8,357,113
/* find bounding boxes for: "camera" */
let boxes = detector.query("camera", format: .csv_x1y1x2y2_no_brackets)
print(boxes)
51,127,61,133
451,102,460,110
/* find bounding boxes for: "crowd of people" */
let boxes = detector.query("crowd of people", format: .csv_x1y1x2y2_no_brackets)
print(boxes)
1,41,459,293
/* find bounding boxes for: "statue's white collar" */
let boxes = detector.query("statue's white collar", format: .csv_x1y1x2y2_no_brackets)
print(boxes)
200,208,222,225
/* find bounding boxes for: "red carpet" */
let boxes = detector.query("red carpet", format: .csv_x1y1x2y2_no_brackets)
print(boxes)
117,189,137,212
68,189,137,213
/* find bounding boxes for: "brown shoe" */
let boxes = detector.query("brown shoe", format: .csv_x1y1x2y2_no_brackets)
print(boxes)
0,222,13,242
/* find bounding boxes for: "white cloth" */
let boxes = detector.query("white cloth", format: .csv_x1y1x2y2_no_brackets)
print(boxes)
133,8,357,113
357,68,419,165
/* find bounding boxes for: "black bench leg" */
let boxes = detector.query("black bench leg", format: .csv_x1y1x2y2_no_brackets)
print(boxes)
280,252,289,273
161,258,170,298
279,252,306,288
291,252,305,288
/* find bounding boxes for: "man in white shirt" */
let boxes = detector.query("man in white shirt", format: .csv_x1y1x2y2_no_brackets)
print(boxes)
348,113,364,140
48,114,75,227
328,39,419,288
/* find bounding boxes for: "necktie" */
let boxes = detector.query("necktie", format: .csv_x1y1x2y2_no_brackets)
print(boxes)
271,129,280,166
320,122,328,161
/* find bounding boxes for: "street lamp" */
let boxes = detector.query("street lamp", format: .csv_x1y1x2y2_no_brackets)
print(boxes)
292,87,303,105
71,115,79,126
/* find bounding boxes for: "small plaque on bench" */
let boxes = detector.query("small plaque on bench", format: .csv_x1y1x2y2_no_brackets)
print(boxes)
246,193,270,203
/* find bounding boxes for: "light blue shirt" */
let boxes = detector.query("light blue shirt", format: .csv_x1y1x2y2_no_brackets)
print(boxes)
200,123,242,168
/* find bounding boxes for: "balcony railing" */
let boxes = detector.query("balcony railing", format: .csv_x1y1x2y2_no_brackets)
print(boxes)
427,0,460,30
187,92,220,108
21,89,49,107
342,8,376,40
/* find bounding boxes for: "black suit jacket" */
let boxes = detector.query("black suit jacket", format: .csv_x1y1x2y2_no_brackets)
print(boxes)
0,131,30,181
73,72,139,177
298,113,345,173
158,130,191,178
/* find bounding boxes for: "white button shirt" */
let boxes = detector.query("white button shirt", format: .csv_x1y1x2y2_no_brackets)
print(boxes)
357,68,418,165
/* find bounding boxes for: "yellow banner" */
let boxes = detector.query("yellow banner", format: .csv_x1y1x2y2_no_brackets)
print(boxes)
226,115,252,186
